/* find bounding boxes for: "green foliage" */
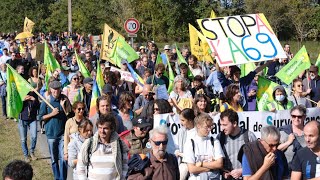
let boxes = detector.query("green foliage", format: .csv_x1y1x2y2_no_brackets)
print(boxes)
0,0,319,42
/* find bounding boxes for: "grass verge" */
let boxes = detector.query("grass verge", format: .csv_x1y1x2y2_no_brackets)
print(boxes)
0,119,53,179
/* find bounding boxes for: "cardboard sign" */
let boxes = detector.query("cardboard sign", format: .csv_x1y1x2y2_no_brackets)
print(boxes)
110,66,134,83
35,43,44,62
197,13,286,66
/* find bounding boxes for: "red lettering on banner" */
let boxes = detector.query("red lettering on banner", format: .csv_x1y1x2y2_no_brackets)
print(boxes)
255,14,274,35
209,40,233,65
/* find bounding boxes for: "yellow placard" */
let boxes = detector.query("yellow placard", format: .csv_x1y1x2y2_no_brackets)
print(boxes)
23,17,35,33
101,24,124,65
189,24,213,63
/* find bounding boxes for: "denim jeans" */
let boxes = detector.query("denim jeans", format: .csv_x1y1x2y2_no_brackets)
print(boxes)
18,120,37,157
47,136,68,180
1,96,6,117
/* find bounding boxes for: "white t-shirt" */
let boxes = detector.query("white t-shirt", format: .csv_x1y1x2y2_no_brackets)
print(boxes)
183,134,225,180
0,55,11,65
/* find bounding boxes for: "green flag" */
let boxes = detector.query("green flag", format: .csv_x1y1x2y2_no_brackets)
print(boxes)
175,43,194,79
44,41,60,72
166,54,175,93
75,51,91,78
96,60,105,94
108,37,139,68
257,76,279,111
240,62,256,78
315,53,320,76
6,64,33,119
156,51,163,65
275,45,311,85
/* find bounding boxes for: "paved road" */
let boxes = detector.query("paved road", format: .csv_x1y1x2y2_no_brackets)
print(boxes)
36,121,74,180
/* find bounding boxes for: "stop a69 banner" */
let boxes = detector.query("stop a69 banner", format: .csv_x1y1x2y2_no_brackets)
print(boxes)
197,13,287,66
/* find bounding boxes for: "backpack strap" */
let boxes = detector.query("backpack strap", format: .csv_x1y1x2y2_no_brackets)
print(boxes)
210,136,214,147
243,129,249,144
86,137,93,177
191,139,195,153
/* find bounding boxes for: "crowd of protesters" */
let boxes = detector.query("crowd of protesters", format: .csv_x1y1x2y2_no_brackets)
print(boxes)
1,31,320,180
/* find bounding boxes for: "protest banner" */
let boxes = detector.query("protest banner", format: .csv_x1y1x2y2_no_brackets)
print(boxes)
257,76,279,111
197,13,287,66
110,66,134,83
154,108,320,151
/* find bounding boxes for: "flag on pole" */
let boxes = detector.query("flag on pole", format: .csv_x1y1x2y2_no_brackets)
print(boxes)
108,37,139,68
89,80,100,119
6,64,33,119
210,10,217,18
275,45,311,85
189,24,213,63
101,24,124,65
315,53,320,75
166,54,175,93
257,76,279,111
175,43,194,79
125,61,144,87
23,17,35,33
44,42,60,72
156,51,163,65
96,60,105,94
75,51,91,78
240,62,256,78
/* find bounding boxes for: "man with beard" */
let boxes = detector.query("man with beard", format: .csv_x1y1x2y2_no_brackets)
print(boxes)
128,125,179,180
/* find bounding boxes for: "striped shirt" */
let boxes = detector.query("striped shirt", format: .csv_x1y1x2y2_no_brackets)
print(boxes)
77,140,128,180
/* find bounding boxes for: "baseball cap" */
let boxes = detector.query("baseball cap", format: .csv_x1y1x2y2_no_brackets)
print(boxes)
132,116,152,128
83,77,93,84
102,84,113,94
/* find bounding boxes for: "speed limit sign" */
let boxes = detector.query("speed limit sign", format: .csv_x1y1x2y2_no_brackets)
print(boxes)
124,18,140,34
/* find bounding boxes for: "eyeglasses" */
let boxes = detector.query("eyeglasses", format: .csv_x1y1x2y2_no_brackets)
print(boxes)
77,108,84,111
291,114,304,119
151,139,168,146
201,125,213,131
263,140,280,148
139,126,150,131
73,78,79,80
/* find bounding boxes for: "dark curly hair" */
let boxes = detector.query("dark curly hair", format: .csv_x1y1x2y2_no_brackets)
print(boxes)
96,114,117,132
2,160,33,180
118,92,135,111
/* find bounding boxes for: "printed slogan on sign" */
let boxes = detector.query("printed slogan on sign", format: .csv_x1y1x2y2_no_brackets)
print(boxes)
197,13,287,66
154,108,320,154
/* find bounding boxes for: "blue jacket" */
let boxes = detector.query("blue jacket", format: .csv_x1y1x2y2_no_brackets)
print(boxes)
217,71,256,111
38,95,69,139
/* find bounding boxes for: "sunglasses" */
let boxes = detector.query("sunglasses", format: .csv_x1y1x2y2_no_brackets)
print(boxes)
73,78,79,80
151,139,168,146
139,126,150,131
77,108,84,111
291,114,304,119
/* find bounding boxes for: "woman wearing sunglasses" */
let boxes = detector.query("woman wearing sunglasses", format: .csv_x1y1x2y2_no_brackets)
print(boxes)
62,73,82,104
64,101,88,161
288,78,312,108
